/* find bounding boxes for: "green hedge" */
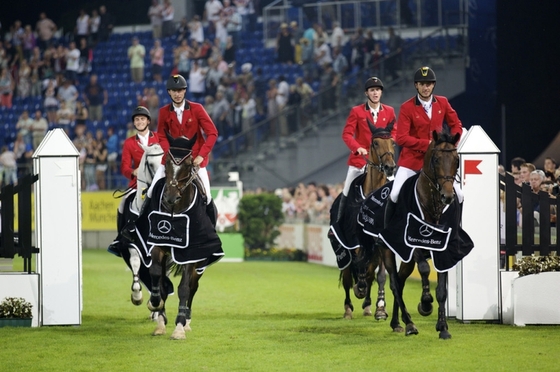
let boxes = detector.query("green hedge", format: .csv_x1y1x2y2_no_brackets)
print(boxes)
237,193,284,251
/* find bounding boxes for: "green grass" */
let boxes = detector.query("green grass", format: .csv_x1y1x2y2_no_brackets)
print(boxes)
1,249,558,371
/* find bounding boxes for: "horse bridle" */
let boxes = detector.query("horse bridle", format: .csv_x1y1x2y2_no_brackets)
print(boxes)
167,148,199,197
362,134,394,174
136,151,164,186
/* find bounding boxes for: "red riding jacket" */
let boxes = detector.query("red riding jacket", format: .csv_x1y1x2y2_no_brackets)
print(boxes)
396,95,462,171
121,131,160,188
342,102,397,168
157,100,218,168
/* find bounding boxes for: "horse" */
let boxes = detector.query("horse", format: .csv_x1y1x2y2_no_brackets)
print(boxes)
376,127,473,339
140,132,223,339
109,142,168,307
328,120,396,320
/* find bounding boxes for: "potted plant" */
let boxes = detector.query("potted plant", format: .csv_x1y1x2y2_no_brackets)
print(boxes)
0,296,33,327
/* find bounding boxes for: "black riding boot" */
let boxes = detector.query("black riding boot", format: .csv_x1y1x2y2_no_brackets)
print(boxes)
122,196,151,242
336,195,347,224
206,199,217,227
384,198,397,228
108,211,125,256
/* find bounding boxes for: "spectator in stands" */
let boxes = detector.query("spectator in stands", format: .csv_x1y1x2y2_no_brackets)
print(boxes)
276,23,294,65
266,78,279,137
31,109,49,149
106,126,119,179
206,57,223,97
520,162,536,184
314,38,332,67
98,5,115,42
22,25,36,61
94,129,108,190
386,67,463,225
57,77,79,112
176,16,190,43
350,27,365,69
337,77,397,224
43,80,59,124
161,0,175,38
211,89,231,139
0,67,14,109
529,169,546,224
147,87,160,130
13,133,28,177
77,37,92,76
510,156,525,173
55,100,75,128
332,46,348,107
286,83,301,133
205,0,224,33
89,9,101,46
225,1,242,49
0,145,18,186
241,93,257,148
291,21,304,49
364,30,376,67
65,41,81,84
149,39,164,83
276,75,290,136
148,0,164,40
17,59,32,99
74,100,88,134
188,60,207,101
222,36,236,64
215,11,229,51
189,15,204,44
299,38,314,81
295,77,314,127
75,9,90,45
174,38,192,80
544,157,557,175
84,136,98,190
386,26,403,81
330,21,345,49
319,63,336,113
52,45,67,76
128,36,146,83
35,12,57,52
16,110,34,146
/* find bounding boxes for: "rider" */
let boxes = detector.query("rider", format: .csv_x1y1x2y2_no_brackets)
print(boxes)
336,76,397,223
109,105,159,253
385,66,464,225
122,74,219,241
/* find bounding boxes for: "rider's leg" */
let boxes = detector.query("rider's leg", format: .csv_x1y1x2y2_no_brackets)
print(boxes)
336,166,364,223
385,166,416,226
198,167,218,226
109,194,131,255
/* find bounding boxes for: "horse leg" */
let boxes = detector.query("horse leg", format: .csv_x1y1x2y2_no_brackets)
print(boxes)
341,267,354,319
435,271,451,339
171,264,202,340
381,245,417,335
415,251,433,316
361,261,374,317
147,248,165,312
129,248,143,306
374,258,388,320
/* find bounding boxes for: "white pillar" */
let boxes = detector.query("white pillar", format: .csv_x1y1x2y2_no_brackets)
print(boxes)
33,129,82,326
456,125,501,322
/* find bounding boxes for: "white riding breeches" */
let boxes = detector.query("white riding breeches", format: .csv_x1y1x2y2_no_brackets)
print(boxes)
147,164,212,203
389,166,464,204
342,165,365,196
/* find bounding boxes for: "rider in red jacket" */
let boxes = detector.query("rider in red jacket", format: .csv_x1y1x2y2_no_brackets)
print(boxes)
336,76,397,223
385,66,464,225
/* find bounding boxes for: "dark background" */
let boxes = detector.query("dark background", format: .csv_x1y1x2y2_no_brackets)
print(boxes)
2,0,559,167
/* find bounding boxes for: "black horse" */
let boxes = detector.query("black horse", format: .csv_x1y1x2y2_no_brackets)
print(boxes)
376,127,473,339
329,120,396,320
135,132,223,339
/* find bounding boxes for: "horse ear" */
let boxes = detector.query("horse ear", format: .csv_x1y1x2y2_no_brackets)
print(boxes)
186,133,198,150
137,141,148,152
165,130,173,144
453,132,461,145
367,119,376,134
432,130,439,142
386,119,395,133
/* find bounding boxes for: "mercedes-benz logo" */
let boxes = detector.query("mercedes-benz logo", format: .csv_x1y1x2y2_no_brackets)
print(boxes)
380,187,390,199
157,220,172,234
419,224,433,237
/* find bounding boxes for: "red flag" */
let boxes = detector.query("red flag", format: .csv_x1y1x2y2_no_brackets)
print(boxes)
464,159,482,179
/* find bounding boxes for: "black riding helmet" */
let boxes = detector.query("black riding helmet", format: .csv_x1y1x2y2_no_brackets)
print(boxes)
414,66,436,83
364,76,384,91
166,74,187,90
131,106,151,122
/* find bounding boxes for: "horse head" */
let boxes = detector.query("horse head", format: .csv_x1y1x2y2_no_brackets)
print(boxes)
421,126,460,211
367,119,396,178
138,142,164,184
162,132,199,213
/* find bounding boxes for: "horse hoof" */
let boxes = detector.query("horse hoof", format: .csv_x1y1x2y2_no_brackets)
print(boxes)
363,306,373,317
374,309,388,321
147,299,164,312
152,315,166,336
405,324,419,336
170,324,186,340
393,325,404,333
130,293,143,306
439,330,452,340
185,319,192,332
353,285,366,299
417,302,433,316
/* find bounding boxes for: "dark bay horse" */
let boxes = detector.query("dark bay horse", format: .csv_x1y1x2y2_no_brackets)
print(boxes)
377,128,473,339
144,132,223,339
329,120,396,320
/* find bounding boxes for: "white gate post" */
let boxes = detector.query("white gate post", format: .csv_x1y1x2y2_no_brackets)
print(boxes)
33,129,82,326
456,125,501,322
